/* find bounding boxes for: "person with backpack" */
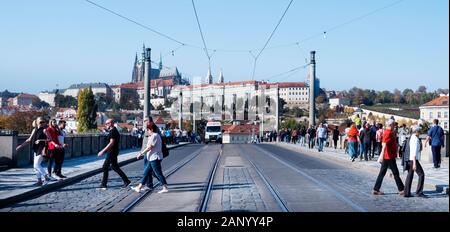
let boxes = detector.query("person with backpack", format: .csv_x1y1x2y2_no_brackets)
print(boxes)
132,123,168,193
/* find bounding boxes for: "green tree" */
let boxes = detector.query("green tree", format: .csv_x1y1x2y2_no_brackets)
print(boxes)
120,91,141,110
32,98,50,109
55,94,78,108
77,87,98,133
95,93,113,112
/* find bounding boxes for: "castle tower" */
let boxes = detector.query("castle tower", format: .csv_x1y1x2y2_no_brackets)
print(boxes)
207,68,213,84
218,69,224,83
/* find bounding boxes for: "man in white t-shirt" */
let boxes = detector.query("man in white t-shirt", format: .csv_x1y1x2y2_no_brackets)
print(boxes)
404,126,426,198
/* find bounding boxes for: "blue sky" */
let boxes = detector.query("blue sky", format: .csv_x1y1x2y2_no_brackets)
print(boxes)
0,0,448,94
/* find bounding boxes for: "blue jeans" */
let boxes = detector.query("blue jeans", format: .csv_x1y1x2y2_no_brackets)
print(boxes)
143,156,152,187
318,138,326,151
359,143,365,158
141,159,167,186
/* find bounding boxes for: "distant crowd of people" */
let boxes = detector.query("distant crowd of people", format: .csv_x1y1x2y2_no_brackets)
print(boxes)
259,114,445,198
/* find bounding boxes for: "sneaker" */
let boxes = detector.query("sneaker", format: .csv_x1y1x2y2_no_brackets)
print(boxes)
57,174,67,179
416,193,428,198
32,181,43,187
351,157,356,162
131,186,141,193
121,181,131,188
372,190,384,195
398,190,405,196
158,188,169,194
141,186,153,191
404,194,413,198
47,176,58,182
98,185,107,191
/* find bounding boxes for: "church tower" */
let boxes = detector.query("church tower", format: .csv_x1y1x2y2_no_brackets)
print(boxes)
206,68,213,84
218,69,224,83
131,53,139,83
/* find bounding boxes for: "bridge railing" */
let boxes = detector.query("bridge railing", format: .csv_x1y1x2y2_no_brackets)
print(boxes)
0,132,139,169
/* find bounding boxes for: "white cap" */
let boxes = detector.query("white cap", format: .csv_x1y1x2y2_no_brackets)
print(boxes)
386,119,395,127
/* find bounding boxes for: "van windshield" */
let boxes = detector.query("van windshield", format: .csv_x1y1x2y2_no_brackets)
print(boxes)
206,126,221,133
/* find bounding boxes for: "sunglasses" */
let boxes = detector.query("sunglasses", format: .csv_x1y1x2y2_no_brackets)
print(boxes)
39,121,45,124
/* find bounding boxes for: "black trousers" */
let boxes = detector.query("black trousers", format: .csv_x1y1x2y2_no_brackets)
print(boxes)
431,146,442,168
371,140,377,157
404,160,425,196
373,159,405,192
53,149,65,175
364,142,371,160
333,139,338,149
101,153,130,187
47,149,62,175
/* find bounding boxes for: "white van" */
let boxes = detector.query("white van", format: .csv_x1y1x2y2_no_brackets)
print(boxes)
205,121,222,144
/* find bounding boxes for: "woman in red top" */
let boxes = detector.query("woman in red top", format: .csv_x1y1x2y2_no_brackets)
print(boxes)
347,123,360,162
372,119,405,195
45,119,61,178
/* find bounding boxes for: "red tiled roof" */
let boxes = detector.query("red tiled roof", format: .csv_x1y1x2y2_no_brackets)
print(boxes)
223,124,259,135
57,107,75,112
154,116,165,124
174,80,266,90
173,81,307,90
17,93,38,99
136,79,175,89
276,82,307,88
422,96,449,107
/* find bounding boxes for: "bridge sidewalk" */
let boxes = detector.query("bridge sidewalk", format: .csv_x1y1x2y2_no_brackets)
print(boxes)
0,143,189,208
270,142,449,195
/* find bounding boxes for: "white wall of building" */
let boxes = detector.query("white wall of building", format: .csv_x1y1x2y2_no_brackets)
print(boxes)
420,106,449,131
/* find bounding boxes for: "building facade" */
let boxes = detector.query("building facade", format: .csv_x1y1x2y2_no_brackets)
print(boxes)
278,82,309,109
11,93,37,106
170,80,279,132
38,91,58,107
63,83,112,99
420,94,449,131
329,97,350,109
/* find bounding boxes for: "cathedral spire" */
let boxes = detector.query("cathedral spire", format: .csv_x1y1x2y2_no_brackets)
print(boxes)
159,52,163,70
207,68,213,84
218,69,224,83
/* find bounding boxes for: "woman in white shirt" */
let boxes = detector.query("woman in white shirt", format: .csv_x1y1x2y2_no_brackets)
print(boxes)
404,126,426,198
131,124,169,193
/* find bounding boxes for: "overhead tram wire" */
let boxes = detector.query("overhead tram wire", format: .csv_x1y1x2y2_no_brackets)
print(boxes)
191,0,213,70
84,0,405,83
85,0,187,46
263,0,408,50
251,0,294,80
257,64,309,82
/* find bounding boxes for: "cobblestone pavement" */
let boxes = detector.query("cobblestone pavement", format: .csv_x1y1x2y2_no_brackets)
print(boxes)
254,144,449,212
207,145,281,212
0,145,204,212
272,142,449,193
